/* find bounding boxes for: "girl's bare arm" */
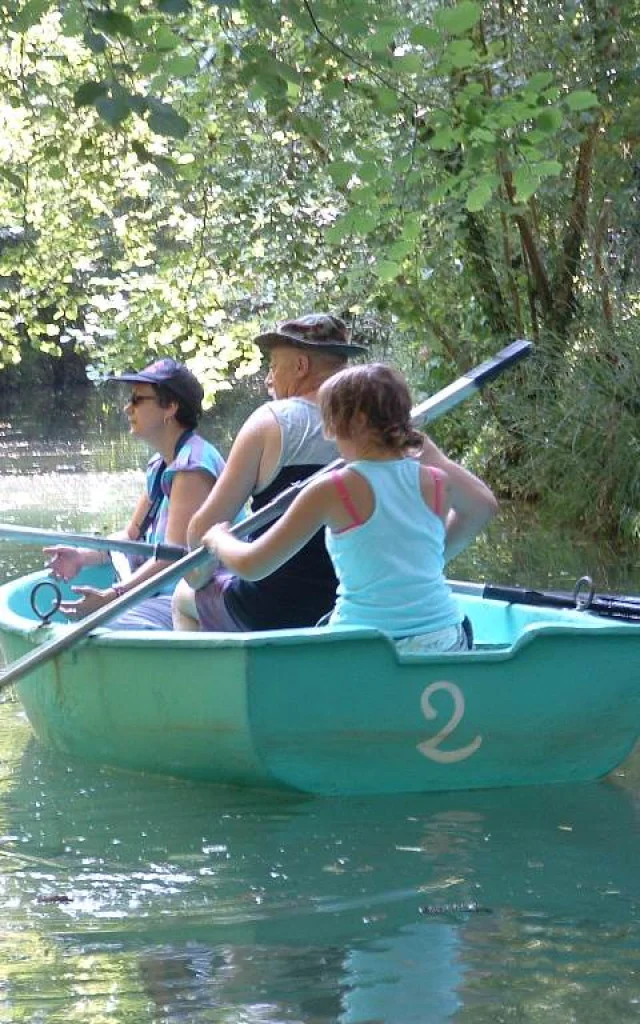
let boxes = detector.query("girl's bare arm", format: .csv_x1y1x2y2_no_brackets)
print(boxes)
204,476,336,582
420,436,498,561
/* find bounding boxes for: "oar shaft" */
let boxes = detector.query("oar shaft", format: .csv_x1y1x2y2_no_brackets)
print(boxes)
0,524,186,562
0,337,532,692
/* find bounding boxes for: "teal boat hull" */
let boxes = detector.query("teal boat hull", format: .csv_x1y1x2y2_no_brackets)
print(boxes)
1,570,639,794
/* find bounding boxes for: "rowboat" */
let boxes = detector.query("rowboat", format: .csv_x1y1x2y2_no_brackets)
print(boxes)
1,566,639,795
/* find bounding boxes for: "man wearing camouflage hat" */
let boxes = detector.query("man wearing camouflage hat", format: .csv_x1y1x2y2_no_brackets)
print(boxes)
172,313,366,632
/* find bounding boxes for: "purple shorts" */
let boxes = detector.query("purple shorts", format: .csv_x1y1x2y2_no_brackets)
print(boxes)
194,572,245,632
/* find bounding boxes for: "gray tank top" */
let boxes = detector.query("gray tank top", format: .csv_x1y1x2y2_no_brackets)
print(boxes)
256,397,338,494
224,397,339,630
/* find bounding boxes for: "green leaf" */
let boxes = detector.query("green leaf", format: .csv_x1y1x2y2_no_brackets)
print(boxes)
375,259,402,281
429,127,458,151
325,212,355,244
358,162,380,183
95,94,131,126
535,107,563,132
157,0,191,12
400,213,423,241
409,25,440,48
11,0,51,32
328,161,356,187
392,52,424,74
373,86,404,114
60,1,84,36
290,114,325,143
351,209,378,234
442,38,477,70
386,238,415,261
524,72,554,92
153,25,181,51
90,9,136,38
83,29,108,53
470,127,496,145
163,54,198,76
435,2,482,37
73,81,107,109
565,90,599,111
0,167,24,191
512,167,540,202
127,93,149,116
323,80,345,102
536,159,562,177
139,52,163,74
147,102,190,139
466,179,494,211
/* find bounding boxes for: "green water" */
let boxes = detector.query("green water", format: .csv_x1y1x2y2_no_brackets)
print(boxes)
0,389,639,1021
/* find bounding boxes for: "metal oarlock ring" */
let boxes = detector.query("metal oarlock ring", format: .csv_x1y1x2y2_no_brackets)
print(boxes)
30,580,63,625
573,575,595,611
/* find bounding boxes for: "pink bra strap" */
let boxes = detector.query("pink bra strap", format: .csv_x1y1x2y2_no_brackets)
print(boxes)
429,466,446,518
332,470,366,529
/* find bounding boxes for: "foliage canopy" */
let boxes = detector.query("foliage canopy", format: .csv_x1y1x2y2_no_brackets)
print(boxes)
0,0,638,534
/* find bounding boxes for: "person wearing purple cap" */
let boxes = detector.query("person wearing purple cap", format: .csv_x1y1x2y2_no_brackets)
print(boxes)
44,358,227,630
172,313,367,632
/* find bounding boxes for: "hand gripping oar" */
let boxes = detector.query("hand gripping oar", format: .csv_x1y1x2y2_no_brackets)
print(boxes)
0,525,186,562
0,338,531,693
450,577,640,622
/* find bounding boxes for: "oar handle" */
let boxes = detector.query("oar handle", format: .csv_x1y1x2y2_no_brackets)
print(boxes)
449,579,640,621
410,339,532,422
466,339,531,386
0,524,186,562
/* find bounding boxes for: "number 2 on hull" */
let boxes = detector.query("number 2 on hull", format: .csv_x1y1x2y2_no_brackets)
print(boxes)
417,681,483,764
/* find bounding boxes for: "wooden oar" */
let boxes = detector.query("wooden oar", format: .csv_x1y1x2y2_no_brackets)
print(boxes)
0,337,532,693
450,579,640,622
0,524,186,562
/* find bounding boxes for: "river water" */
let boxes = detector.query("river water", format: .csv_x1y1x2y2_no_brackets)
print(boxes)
0,387,639,1022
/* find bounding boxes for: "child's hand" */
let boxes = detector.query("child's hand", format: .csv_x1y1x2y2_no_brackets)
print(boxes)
203,522,232,556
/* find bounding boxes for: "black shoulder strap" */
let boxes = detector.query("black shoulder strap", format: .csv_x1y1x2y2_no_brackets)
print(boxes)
136,429,194,541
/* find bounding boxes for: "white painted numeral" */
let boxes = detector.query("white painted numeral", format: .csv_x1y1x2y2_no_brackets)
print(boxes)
417,681,482,763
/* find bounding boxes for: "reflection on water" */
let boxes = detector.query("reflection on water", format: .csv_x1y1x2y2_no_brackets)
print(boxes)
0,699,639,1022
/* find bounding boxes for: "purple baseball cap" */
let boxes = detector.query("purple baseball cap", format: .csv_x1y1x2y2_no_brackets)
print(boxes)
254,313,367,357
109,358,204,415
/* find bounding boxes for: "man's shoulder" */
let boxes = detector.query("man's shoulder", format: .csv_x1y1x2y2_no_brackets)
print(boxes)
266,396,320,420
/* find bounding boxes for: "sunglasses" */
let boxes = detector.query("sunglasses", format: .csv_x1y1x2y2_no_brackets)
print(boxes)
128,394,157,407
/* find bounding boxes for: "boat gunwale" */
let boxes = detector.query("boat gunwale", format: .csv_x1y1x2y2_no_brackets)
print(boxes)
2,570,640,672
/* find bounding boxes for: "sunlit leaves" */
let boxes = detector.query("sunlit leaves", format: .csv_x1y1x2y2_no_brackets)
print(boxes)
0,0,635,409
9,0,50,32
435,2,481,37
